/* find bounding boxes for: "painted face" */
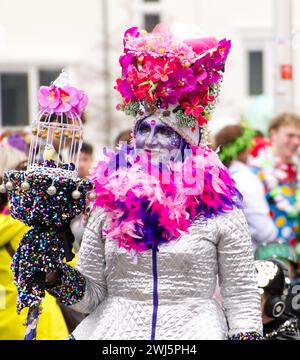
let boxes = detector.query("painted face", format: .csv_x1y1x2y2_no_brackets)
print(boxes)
134,116,184,161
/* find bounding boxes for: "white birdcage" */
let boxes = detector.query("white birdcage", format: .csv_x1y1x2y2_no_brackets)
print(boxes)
27,72,83,179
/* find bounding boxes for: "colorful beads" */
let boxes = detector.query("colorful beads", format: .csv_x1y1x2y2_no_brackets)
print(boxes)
229,332,263,340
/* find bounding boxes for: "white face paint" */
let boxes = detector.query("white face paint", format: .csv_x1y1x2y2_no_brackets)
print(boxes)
134,115,184,161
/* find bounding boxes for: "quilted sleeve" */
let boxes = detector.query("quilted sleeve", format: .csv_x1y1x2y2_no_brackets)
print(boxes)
216,207,263,338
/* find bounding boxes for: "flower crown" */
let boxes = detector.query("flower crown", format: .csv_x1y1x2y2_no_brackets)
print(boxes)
115,25,231,130
218,127,256,164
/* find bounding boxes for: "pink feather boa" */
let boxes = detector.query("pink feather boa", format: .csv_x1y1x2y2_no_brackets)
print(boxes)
90,145,242,253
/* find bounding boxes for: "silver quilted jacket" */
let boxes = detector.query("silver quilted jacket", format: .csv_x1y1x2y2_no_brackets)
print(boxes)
70,207,263,340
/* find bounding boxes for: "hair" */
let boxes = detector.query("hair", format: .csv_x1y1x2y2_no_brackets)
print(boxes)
81,142,93,156
268,112,300,134
0,147,27,212
214,125,245,167
115,129,133,147
0,147,27,178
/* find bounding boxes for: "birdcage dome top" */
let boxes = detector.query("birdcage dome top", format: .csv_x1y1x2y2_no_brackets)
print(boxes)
27,72,88,179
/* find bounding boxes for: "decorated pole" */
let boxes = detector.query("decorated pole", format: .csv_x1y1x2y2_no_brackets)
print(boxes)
1,72,96,340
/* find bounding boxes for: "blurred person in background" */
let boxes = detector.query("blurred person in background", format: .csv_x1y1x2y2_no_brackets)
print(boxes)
78,142,94,180
251,113,300,268
114,129,132,147
0,146,69,340
0,130,30,155
255,258,300,340
215,124,277,248
71,142,94,253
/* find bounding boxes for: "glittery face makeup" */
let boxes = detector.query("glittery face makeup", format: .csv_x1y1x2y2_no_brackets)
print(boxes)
135,116,183,161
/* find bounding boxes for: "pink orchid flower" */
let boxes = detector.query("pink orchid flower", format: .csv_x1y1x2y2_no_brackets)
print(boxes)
38,84,87,117
55,86,81,114
38,86,60,110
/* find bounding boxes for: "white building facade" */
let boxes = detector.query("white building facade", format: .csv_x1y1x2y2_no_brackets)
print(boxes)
0,0,300,149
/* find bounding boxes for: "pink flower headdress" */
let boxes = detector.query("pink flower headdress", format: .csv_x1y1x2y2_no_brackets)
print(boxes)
115,23,231,146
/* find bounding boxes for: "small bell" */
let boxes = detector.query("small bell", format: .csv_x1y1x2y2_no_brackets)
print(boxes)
87,192,97,201
21,181,30,191
5,181,13,191
72,189,81,200
54,129,61,138
47,185,57,196
40,129,47,139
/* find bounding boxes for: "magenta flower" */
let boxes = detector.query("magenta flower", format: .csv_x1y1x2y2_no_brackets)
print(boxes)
156,81,180,106
123,27,140,51
55,86,80,114
193,57,209,85
115,78,134,100
169,68,196,94
193,55,221,86
72,90,88,116
215,39,231,64
38,86,60,110
119,53,134,77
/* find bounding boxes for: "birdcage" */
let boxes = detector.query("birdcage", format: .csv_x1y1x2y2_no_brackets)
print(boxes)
27,72,85,179
27,111,83,178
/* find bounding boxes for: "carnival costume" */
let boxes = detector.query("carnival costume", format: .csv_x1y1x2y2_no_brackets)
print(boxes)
217,126,277,246
251,147,300,266
10,24,263,339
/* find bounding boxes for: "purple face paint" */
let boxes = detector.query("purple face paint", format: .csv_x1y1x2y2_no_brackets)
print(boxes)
134,116,185,161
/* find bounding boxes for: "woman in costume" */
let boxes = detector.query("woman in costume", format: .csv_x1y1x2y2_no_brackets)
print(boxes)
41,24,262,339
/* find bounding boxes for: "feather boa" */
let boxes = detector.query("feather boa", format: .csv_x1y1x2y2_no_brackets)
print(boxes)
90,145,242,252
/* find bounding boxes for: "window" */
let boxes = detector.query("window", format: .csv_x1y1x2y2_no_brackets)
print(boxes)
39,69,61,86
1,73,29,126
248,51,263,95
144,14,160,32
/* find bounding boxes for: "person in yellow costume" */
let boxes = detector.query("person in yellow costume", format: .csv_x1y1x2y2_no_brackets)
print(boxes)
0,146,69,340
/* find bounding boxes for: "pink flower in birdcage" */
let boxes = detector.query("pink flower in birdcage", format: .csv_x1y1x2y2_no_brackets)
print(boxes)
38,86,61,110
38,84,87,117
55,86,80,114
72,90,88,116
